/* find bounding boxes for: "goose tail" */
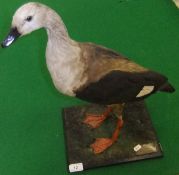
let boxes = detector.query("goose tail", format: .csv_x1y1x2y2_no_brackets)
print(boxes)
159,82,175,93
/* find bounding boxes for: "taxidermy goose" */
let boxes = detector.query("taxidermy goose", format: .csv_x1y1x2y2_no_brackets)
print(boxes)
1,2,175,154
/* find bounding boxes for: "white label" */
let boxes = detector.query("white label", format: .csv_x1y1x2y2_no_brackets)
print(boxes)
69,163,84,173
134,144,142,152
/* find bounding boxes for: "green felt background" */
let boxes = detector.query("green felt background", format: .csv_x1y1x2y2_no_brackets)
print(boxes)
0,0,178,174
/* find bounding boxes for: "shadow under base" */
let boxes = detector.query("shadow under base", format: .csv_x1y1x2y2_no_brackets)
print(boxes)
62,101,163,172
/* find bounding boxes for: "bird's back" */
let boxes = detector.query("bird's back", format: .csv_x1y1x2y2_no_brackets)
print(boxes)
75,42,175,105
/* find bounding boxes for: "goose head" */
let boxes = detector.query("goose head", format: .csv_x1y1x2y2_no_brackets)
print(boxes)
1,2,48,48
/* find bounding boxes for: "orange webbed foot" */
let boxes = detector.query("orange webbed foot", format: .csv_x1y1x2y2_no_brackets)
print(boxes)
83,107,112,128
83,114,107,128
90,138,114,154
90,117,124,154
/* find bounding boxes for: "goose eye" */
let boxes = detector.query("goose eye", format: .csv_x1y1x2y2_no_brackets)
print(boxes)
26,16,33,22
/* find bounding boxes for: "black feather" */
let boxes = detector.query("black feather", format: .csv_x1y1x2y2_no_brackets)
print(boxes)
158,82,175,93
75,70,173,105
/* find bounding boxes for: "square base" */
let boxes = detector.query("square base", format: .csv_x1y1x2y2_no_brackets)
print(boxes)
62,101,163,172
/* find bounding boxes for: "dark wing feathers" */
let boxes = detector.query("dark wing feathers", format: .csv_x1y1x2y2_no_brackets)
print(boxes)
76,43,175,105
158,82,175,93
76,70,171,105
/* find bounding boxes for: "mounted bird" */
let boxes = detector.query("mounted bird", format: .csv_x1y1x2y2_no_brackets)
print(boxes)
1,2,175,154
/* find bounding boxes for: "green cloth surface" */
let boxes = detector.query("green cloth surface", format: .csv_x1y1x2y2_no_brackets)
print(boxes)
0,0,178,174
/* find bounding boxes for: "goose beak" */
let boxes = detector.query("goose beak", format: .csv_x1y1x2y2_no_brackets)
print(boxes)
1,27,21,48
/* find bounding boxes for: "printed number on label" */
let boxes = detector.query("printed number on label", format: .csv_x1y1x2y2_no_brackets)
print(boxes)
69,163,84,173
